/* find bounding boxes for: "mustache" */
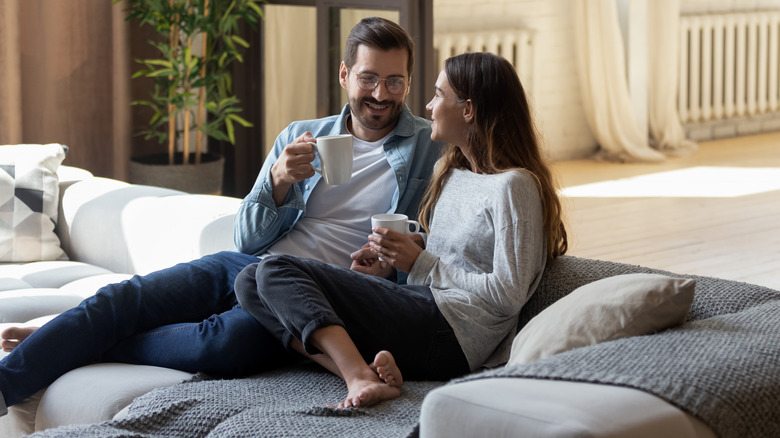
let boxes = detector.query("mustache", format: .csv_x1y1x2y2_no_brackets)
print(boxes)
360,97,393,106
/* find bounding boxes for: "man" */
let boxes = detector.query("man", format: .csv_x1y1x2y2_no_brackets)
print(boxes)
0,16,443,416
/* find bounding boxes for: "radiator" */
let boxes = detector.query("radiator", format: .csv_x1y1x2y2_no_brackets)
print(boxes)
679,11,780,123
433,29,537,99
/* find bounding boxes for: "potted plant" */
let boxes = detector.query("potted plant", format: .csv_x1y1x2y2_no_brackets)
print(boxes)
116,0,264,194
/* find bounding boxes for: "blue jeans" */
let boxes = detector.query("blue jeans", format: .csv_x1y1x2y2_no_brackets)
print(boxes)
0,251,291,408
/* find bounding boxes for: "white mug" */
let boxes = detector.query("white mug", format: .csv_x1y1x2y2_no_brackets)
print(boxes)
309,134,353,185
371,213,421,261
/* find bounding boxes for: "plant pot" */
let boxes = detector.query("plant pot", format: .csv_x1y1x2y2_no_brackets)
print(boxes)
129,152,225,195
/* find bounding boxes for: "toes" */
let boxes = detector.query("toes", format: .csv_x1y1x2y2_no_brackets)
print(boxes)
373,351,389,368
374,350,403,387
2,326,37,341
337,397,359,409
1,339,20,352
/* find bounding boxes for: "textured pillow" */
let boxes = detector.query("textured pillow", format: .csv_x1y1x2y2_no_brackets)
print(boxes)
509,273,695,365
0,144,68,262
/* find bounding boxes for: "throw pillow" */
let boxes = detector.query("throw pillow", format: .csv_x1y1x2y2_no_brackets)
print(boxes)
0,144,69,262
508,273,695,365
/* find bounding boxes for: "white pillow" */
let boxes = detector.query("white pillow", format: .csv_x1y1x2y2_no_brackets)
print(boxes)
509,273,695,365
0,144,68,262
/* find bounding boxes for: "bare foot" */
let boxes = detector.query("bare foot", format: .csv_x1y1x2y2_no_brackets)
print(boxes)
370,350,403,388
1,326,38,352
338,368,401,409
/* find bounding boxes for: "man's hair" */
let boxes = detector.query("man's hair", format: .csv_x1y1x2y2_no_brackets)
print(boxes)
343,17,415,77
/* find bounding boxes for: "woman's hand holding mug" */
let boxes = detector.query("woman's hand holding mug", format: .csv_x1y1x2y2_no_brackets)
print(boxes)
368,214,423,273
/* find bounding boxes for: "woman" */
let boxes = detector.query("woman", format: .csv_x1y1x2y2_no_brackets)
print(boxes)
234,52,568,409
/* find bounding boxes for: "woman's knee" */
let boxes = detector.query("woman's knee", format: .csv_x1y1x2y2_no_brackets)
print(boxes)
256,254,299,273
254,255,307,292
234,263,259,297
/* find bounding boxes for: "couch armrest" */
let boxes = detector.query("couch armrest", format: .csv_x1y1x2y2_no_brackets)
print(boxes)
57,165,93,188
58,177,241,275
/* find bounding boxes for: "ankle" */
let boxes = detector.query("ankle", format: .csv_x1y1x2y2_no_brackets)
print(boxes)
0,389,7,417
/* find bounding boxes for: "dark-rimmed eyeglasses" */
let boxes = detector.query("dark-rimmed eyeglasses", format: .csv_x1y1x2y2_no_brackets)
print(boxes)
350,69,409,95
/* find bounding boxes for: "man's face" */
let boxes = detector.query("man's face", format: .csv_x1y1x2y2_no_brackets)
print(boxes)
339,45,410,142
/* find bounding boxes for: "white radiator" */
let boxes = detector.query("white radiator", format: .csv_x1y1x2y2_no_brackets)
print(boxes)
679,11,780,123
433,29,537,99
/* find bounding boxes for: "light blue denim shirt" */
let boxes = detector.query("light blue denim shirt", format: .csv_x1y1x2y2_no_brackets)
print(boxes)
234,104,443,258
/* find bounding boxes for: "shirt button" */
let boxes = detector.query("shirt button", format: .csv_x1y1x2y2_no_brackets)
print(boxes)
305,185,310,190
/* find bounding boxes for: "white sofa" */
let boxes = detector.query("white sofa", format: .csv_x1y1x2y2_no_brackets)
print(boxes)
3,166,773,438
0,166,242,436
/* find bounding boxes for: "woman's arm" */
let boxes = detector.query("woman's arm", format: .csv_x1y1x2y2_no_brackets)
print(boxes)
409,172,547,317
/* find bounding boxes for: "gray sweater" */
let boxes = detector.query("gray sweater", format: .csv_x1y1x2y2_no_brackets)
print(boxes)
408,168,547,370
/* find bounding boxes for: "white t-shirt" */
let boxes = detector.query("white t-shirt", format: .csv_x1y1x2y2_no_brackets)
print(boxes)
264,134,397,267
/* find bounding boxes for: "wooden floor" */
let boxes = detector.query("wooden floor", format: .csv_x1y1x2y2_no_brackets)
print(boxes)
552,131,780,290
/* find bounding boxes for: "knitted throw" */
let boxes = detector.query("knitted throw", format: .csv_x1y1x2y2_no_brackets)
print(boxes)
29,365,443,438
459,256,780,438
26,256,780,437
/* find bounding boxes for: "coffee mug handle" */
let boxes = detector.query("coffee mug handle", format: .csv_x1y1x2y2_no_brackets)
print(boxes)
407,220,420,234
307,142,322,175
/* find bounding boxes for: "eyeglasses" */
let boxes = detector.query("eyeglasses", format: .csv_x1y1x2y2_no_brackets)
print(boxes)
350,69,409,95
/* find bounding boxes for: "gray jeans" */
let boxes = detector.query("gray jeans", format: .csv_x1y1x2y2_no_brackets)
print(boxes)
234,254,470,381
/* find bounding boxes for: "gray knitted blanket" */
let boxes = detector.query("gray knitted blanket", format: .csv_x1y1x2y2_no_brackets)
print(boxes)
29,364,444,438
25,256,780,437
460,299,780,438
458,256,780,438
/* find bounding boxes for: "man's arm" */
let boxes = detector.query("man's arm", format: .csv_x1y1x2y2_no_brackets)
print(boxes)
233,131,316,255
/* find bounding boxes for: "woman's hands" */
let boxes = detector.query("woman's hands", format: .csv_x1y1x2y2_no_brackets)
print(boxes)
350,230,424,277
366,227,423,274
350,243,394,278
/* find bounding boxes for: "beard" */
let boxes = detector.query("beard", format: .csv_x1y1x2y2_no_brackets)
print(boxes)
348,95,404,133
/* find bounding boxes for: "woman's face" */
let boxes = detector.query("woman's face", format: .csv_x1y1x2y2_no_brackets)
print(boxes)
426,70,470,148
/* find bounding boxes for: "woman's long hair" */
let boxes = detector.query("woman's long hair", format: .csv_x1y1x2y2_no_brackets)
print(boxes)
418,52,568,261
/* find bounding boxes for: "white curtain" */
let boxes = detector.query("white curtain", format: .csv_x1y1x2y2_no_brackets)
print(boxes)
572,0,695,162
648,0,697,156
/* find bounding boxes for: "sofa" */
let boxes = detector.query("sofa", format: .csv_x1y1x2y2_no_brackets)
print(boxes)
14,252,780,438
1,153,241,436
3,151,779,438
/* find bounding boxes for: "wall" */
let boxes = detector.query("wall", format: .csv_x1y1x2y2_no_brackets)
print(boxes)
433,0,780,160
680,0,780,14
434,0,594,160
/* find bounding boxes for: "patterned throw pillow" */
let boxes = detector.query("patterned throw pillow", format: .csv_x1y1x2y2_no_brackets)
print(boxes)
0,144,68,262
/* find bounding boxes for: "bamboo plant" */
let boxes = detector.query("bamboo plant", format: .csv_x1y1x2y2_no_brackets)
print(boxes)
116,0,264,165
